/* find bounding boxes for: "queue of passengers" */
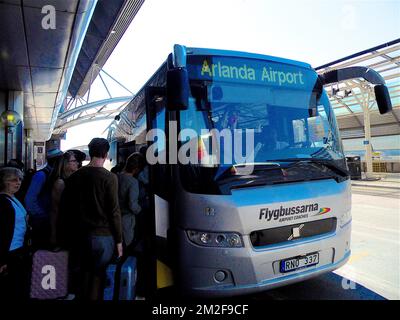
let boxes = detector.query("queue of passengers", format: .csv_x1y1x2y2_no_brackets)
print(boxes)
0,138,148,300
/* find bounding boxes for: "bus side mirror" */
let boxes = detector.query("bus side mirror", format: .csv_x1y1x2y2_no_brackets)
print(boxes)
167,68,189,111
319,67,393,115
374,84,392,115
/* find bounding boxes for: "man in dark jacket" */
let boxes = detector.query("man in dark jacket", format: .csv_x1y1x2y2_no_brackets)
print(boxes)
62,138,122,300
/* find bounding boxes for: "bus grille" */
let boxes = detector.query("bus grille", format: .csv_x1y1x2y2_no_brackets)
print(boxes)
250,218,337,248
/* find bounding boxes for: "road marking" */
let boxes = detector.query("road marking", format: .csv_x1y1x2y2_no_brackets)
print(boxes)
347,251,370,264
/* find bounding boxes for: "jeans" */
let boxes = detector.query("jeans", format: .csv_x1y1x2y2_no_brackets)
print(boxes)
88,235,115,273
80,235,114,276
72,234,115,300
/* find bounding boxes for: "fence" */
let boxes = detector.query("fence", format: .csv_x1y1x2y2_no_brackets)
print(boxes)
361,161,400,173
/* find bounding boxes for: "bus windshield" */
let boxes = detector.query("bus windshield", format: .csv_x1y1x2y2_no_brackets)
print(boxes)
179,55,346,193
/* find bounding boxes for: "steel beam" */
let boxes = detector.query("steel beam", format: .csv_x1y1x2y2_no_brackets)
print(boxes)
58,96,133,120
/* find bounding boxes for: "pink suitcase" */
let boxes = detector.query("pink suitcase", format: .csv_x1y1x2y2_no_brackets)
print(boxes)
30,250,69,299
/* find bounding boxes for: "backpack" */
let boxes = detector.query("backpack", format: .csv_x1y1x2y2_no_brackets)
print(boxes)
14,169,35,204
19,166,51,207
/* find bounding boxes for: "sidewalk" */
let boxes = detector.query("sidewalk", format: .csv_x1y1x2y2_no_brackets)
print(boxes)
351,172,400,189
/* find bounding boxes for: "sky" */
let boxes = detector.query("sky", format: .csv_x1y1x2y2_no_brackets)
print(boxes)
61,0,400,151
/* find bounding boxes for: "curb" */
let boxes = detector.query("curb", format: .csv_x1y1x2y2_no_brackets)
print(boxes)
351,183,400,190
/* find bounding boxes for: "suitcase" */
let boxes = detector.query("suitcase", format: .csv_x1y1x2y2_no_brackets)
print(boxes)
104,263,118,300
119,256,137,300
30,250,69,300
104,256,137,300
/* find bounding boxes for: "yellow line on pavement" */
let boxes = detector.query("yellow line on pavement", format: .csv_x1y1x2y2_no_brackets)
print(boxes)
347,251,370,264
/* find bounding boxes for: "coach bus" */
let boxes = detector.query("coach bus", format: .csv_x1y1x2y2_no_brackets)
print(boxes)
110,44,392,297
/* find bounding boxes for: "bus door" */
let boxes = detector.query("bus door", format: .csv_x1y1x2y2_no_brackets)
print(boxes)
144,86,174,298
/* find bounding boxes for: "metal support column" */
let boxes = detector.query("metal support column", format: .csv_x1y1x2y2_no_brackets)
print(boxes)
24,128,33,170
362,94,374,179
2,91,24,165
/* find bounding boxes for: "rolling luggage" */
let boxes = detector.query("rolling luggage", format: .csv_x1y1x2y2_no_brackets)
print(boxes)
119,256,137,300
30,249,69,299
104,263,118,300
104,256,137,300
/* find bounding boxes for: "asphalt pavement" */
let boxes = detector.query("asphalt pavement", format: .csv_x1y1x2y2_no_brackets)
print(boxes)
244,177,399,300
333,182,400,300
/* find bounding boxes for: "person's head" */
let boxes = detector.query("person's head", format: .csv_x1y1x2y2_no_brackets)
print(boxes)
124,152,145,176
61,151,80,177
0,167,23,195
67,149,86,168
88,138,110,160
46,148,63,167
7,159,24,171
47,151,80,190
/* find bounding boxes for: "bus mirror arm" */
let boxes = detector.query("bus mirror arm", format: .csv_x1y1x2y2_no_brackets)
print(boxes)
319,66,393,114
167,67,190,111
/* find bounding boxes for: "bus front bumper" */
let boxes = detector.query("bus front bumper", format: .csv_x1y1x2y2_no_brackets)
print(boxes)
177,223,351,298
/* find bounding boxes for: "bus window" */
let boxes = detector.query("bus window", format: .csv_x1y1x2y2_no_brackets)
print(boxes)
308,116,327,147
293,119,307,144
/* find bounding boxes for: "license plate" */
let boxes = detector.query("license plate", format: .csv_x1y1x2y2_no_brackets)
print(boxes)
280,252,319,273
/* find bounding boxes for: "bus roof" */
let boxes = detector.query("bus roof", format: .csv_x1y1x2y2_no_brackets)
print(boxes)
185,46,312,70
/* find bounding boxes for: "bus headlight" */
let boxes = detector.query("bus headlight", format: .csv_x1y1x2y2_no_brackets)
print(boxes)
187,230,243,248
339,211,352,228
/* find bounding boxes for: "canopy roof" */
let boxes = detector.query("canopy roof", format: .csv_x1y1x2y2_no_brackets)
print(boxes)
316,39,400,139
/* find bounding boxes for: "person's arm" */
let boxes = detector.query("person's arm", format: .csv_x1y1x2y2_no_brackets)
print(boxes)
106,174,123,257
24,171,47,216
50,179,65,246
128,177,141,215
0,197,15,268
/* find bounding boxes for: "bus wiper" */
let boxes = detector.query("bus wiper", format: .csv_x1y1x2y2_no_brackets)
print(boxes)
215,162,281,181
272,158,349,178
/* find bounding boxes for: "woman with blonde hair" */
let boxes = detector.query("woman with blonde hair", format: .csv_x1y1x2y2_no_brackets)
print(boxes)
0,167,30,299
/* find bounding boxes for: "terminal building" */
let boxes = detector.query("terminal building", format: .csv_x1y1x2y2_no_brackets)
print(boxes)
0,0,399,176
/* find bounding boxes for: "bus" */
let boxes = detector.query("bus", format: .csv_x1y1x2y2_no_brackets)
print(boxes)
110,45,392,298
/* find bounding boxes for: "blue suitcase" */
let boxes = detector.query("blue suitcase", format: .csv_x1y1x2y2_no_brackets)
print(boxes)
104,263,118,300
104,256,137,300
119,256,137,300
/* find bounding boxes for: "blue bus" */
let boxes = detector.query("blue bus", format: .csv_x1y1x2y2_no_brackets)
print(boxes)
110,45,392,297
